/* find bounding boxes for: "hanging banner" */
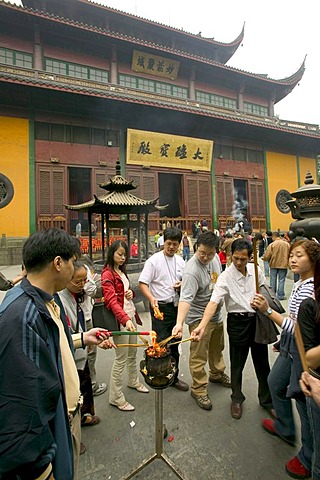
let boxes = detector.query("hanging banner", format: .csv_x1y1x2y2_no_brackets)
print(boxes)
131,50,180,80
127,129,213,171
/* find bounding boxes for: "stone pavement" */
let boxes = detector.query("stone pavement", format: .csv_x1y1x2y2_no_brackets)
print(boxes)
0,266,300,479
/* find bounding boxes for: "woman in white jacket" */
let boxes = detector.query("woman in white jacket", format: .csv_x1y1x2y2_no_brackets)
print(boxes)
59,260,101,427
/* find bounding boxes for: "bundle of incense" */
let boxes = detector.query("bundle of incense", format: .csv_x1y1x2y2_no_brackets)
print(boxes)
96,330,150,338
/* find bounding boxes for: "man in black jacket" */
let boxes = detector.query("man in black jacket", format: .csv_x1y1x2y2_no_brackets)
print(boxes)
0,229,110,480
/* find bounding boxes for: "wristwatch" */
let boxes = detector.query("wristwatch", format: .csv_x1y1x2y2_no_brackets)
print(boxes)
264,307,273,316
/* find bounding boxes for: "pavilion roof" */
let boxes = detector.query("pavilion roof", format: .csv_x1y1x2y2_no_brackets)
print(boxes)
64,161,167,212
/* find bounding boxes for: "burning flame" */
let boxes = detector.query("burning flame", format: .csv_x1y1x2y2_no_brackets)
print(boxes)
147,330,168,357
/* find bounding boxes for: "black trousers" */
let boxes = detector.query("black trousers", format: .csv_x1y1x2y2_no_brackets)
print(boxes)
227,313,272,408
150,302,180,382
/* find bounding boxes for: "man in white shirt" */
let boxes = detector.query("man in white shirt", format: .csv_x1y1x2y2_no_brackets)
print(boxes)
139,227,189,391
192,238,275,420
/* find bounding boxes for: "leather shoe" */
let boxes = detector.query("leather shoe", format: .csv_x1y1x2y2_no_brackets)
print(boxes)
230,401,242,419
171,379,189,391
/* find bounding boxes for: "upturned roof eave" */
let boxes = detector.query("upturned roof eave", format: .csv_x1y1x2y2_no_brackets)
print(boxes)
2,2,304,89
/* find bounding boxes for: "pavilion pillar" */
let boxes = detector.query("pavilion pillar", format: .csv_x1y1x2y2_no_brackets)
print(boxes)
189,65,196,101
110,44,118,85
33,23,43,70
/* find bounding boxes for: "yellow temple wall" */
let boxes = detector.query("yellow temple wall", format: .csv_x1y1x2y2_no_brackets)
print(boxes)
266,152,316,232
0,116,30,237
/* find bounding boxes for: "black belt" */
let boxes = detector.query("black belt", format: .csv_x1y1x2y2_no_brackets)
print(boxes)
158,301,174,306
229,312,256,318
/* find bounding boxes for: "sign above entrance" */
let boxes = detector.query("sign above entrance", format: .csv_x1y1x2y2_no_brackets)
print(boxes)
127,129,213,172
131,50,180,80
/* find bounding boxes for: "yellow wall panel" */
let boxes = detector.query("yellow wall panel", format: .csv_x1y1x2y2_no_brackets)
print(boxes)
0,116,29,237
266,152,298,231
299,157,316,185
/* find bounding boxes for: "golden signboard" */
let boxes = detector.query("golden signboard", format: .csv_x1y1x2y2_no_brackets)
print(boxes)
127,129,213,171
131,50,180,80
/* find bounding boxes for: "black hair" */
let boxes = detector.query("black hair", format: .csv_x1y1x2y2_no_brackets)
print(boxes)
70,260,87,303
231,238,253,257
105,240,128,274
23,228,81,273
266,230,272,236
197,231,219,249
254,232,263,241
164,227,182,243
313,253,320,322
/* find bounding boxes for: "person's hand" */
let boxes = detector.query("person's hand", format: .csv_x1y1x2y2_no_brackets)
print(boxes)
98,338,116,349
150,296,158,309
172,324,183,338
84,328,111,346
125,319,135,332
300,371,320,407
251,293,269,312
125,289,133,300
191,324,205,342
173,280,181,291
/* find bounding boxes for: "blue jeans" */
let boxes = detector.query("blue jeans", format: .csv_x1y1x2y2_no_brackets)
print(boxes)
270,268,287,299
182,246,190,262
296,397,313,471
307,396,320,479
268,353,296,443
263,260,270,277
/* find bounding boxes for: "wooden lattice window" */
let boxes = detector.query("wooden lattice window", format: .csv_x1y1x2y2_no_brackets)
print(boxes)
216,178,233,216
199,179,211,216
53,171,64,214
186,178,198,215
142,175,155,200
249,181,265,216
39,170,51,215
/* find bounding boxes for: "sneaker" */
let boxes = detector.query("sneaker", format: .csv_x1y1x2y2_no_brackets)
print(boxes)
191,391,212,410
285,456,311,479
93,382,107,396
209,373,231,388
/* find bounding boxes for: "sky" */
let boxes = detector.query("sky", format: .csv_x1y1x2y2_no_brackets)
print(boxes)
7,0,320,126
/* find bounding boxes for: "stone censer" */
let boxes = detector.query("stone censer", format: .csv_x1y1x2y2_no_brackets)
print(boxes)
286,171,320,239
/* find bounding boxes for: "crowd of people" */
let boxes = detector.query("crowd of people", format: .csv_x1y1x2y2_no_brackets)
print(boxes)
1,225,320,480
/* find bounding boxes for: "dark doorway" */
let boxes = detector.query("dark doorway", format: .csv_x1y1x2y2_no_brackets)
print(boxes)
68,167,91,234
159,173,183,218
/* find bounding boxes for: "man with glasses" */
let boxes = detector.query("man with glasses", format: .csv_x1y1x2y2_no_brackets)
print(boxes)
139,227,189,391
191,238,275,421
173,231,230,410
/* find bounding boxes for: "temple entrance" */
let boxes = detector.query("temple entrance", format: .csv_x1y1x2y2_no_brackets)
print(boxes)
158,173,183,218
68,167,91,235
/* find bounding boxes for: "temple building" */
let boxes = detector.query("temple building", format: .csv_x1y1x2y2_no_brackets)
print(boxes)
0,0,319,239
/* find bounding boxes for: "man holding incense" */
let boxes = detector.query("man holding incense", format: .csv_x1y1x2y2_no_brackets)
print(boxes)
173,231,230,410
139,227,189,391
191,238,275,420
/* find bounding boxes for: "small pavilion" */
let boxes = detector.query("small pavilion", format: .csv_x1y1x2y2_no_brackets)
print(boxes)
64,162,167,266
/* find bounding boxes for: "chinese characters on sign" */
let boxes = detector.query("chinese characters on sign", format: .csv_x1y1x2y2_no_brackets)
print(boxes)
127,129,213,171
132,50,180,80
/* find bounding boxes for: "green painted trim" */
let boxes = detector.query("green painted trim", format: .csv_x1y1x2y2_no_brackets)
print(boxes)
263,150,270,230
296,155,301,186
29,117,36,233
119,127,126,175
211,149,218,228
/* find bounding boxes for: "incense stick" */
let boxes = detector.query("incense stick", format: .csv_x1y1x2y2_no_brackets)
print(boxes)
294,323,309,372
158,335,175,347
252,237,260,293
116,343,146,348
169,337,193,346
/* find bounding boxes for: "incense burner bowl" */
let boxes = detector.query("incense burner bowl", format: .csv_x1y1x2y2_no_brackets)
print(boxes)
286,171,320,239
140,348,176,390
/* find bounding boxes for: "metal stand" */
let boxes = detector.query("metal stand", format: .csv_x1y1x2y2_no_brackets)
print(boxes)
122,389,188,479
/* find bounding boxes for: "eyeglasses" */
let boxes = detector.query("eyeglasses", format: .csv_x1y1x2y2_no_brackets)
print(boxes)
197,250,215,259
71,279,87,287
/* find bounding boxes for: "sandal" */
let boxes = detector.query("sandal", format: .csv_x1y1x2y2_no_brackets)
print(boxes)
117,401,135,411
81,414,101,426
128,383,149,393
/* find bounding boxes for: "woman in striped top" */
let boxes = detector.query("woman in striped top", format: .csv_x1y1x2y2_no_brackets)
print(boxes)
252,240,320,479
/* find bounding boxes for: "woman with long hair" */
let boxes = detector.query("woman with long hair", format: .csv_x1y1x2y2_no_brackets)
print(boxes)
252,240,320,479
101,240,148,411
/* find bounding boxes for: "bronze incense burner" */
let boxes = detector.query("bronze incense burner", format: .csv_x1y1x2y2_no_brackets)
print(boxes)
140,346,176,390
